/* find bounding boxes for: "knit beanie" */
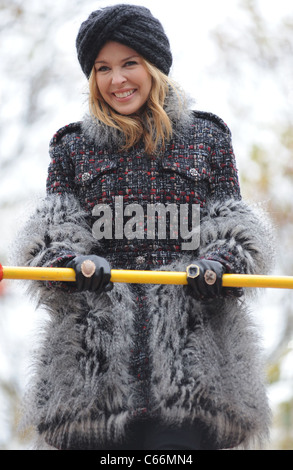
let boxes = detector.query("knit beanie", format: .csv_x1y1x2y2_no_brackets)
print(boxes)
76,4,173,78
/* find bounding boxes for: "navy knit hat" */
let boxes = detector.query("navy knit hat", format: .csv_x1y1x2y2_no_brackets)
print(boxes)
76,4,173,78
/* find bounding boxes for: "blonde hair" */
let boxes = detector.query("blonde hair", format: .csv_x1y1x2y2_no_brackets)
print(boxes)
88,59,182,154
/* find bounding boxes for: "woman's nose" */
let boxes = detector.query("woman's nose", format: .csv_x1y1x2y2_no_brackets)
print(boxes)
111,68,127,86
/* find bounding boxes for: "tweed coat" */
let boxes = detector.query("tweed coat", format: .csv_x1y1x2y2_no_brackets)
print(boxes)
16,91,274,450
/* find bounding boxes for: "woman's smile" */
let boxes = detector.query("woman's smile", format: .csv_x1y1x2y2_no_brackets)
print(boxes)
113,88,137,100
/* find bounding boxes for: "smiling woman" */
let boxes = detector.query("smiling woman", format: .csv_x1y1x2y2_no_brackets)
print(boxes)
16,3,274,451
88,42,175,154
94,42,152,116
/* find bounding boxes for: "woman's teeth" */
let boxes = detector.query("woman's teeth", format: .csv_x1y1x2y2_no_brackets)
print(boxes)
114,90,135,98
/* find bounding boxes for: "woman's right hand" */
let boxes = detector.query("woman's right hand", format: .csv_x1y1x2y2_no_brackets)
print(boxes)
65,255,113,293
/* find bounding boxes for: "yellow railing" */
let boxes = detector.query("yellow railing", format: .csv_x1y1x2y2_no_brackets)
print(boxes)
1,266,293,289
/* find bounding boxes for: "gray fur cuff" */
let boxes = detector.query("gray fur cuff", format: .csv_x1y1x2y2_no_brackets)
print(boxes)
199,198,275,276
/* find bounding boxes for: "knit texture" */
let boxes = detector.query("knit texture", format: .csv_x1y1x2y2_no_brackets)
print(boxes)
76,4,173,77
45,90,242,273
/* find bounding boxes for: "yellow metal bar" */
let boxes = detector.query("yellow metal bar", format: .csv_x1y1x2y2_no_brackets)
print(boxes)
222,274,293,289
112,271,293,289
111,270,187,285
2,266,293,289
2,266,76,282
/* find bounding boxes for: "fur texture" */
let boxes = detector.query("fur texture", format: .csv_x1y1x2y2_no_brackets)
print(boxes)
81,85,193,152
15,192,274,450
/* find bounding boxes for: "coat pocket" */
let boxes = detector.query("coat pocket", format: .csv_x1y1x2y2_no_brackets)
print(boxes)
161,156,210,198
161,158,209,184
160,155,210,207
75,160,118,188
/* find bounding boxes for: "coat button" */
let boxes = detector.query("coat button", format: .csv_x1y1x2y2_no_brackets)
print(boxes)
82,172,91,182
189,168,198,177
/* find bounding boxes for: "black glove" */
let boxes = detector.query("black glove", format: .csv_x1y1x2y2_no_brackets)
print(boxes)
186,259,225,300
65,255,113,293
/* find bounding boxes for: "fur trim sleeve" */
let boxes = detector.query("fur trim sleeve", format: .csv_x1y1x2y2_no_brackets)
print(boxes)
14,193,100,292
199,198,275,275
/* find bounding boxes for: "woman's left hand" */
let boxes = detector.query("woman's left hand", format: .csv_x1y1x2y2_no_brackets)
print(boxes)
186,259,225,300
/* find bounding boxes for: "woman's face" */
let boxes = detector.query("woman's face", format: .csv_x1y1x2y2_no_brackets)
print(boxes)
94,41,152,115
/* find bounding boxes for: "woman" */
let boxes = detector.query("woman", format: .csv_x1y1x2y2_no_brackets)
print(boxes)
17,4,274,450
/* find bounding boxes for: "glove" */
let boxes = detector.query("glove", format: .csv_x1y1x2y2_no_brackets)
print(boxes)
65,255,113,293
186,259,225,300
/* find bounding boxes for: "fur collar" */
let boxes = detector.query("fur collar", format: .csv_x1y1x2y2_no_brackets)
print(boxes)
81,86,194,150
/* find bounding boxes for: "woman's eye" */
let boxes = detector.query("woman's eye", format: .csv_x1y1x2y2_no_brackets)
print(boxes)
96,65,110,72
124,61,137,67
